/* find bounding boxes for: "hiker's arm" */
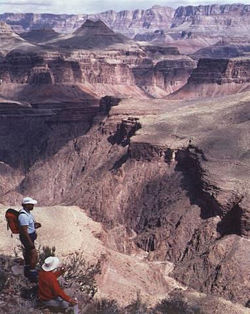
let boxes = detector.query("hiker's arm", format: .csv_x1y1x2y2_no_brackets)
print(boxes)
34,222,41,229
19,226,35,249
50,277,76,304
54,266,66,277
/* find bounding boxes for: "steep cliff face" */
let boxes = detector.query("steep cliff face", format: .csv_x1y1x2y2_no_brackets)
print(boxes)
0,21,32,54
170,57,250,99
1,4,249,41
172,4,250,36
0,44,196,100
0,6,174,37
1,4,250,57
0,96,99,172
97,6,174,37
189,58,250,84
193,41,250,59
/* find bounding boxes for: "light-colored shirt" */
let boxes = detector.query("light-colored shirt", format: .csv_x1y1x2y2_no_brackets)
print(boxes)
18,208,35,234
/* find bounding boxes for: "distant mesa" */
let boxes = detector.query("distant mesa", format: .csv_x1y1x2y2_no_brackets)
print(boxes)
74,19,116,36
51,19,129,49
192,41,250,59
20,28,60,44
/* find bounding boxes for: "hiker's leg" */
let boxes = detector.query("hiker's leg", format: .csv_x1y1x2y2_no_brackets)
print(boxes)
29,232,38,268
19,233,38,282
19,236,30,265
19,237,31,277
23,248,30,265
29,248,38,269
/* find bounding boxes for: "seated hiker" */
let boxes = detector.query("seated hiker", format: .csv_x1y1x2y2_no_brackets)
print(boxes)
38,256,78,311
18,197,41,282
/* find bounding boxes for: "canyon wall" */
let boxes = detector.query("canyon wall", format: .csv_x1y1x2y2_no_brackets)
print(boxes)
0,6,175,37
170,57,250,99
0,46,196,100
0,4,249,40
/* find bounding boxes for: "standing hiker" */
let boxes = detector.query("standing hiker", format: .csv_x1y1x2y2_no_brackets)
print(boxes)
38,256,78,311
18,196,41,282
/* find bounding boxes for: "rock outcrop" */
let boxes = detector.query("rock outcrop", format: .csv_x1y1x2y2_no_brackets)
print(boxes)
0,21,32,55
170,57,250,99
19,28,60,43
193,40,250,59
172,4,250,36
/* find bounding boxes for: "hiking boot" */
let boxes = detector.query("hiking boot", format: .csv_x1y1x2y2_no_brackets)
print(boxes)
28,269,38,283
24,265,30,278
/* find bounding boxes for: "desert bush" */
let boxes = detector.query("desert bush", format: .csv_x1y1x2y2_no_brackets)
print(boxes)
83,298,121,314
124,291,148,314
0,270,7,291
38,245,56,268
63,251,102,298
154,298,201,314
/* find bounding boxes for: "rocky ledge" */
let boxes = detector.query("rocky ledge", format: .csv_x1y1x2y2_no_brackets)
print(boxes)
170,56,250,99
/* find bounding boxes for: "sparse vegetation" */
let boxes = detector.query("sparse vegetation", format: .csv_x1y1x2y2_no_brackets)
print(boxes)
38,245,56,268
64,251,102,298
124,291,148,314
0,270,7,291
154,298,202,314
83,298,120,314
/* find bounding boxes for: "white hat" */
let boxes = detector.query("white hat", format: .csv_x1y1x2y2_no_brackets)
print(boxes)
22,197,37,205
42,256,60,272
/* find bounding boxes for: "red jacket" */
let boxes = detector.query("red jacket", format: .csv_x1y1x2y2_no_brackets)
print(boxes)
38,270,72,303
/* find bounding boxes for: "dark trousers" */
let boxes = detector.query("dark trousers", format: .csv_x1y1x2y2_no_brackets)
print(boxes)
19,232,37,267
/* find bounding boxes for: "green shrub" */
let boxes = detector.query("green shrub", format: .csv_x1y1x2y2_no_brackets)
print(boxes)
83,298,120,314
124,291,148,314
38,245,56,268
64,251,101,298
154,298,201,314
0,271,7,291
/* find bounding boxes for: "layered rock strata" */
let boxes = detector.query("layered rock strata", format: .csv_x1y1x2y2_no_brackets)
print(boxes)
1,4,249,39
0,6,175,37
0,44,196,100
0,21,32,54
170,57,250,99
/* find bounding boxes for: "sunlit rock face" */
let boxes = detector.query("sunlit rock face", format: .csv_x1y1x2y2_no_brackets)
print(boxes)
0,6,175,37
169,57,250,99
